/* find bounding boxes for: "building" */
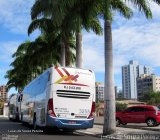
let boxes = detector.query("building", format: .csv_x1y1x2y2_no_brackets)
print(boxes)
122,60,152,99
96,82,104,102
95,82,118,102
137,74,160,99
117,90,123,99
0,85,8,102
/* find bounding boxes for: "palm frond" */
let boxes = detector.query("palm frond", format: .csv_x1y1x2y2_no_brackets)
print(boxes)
126,0,152,18
111,0,133,19
31,0,51,19
28,18,54,35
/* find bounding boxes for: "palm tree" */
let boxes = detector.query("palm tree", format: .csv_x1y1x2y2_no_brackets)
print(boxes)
61,0,102,68
5,41,35,90
28,18,76,67
6,30,76,91
101,0,160,135
81,0,160,135
30,0,102,68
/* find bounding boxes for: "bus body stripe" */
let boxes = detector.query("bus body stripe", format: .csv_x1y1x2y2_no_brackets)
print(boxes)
59,83,89,87
71,75,79,81
56,68,64,77
55,76,68,84
64,75,74,81
62,68,70,76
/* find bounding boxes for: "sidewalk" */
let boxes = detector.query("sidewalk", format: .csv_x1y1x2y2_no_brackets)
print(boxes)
76,125,160,139
93,116,160,132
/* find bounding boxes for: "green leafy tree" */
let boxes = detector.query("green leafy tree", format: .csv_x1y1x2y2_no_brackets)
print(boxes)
146,91,160,105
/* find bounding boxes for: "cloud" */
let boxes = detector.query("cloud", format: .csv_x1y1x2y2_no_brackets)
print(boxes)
83,45,104,72
0,41,20,63
83,4,160,76
0,41,20,85
113,20,160,67
0,0,34,34
83,32,104,72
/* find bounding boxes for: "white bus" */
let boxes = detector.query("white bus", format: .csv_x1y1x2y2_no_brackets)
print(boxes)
20,66,95,129
8,93,20,120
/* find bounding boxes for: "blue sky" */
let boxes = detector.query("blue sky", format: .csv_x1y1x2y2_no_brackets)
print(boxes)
0,0,160,96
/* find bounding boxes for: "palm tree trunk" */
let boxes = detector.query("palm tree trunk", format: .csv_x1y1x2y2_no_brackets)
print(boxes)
103,19,116,135
76,32,83,68
65,40,70,66
60,42,66,66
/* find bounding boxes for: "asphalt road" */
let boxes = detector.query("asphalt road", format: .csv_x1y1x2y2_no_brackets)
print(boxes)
0,117,100,140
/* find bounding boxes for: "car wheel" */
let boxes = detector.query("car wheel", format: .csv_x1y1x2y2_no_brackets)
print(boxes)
116,118,121,126
146,118,157,127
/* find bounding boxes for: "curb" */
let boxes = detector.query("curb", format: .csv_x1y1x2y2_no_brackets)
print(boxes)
94,123,160,132
75,130,102,138
76,129,131,139
117,126,160,132
76,124,160,138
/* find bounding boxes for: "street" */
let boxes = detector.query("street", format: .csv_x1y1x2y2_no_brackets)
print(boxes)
1,116,160,140
0,117,100,140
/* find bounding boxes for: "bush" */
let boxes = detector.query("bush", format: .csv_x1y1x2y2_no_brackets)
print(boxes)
116,102,127,112
142,91,160,105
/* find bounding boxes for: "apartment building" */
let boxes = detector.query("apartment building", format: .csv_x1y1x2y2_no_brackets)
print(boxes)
137,74,160,99
122,60,152,99
95,82,118,102
0,85,8,102
96,82,104,102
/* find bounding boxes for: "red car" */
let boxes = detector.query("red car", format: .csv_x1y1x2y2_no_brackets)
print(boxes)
116,105,160,127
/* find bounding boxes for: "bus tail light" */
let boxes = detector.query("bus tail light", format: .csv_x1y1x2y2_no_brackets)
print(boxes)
47,98,56,117
88,102,95,119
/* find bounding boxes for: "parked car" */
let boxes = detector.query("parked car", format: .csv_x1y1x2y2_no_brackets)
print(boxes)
116,105,160,127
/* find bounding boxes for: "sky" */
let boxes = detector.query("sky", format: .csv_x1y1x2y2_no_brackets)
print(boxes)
0,0,160,96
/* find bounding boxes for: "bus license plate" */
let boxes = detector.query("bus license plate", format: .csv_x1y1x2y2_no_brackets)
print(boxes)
68,121,76,124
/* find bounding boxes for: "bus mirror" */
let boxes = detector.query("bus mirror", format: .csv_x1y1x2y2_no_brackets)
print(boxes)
18,94,23,102
18,96,21,102
20,94,23,102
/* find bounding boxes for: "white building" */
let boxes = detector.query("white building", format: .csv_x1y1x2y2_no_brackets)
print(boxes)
122,60,152,99
96,82,104,101
95,82,118,101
